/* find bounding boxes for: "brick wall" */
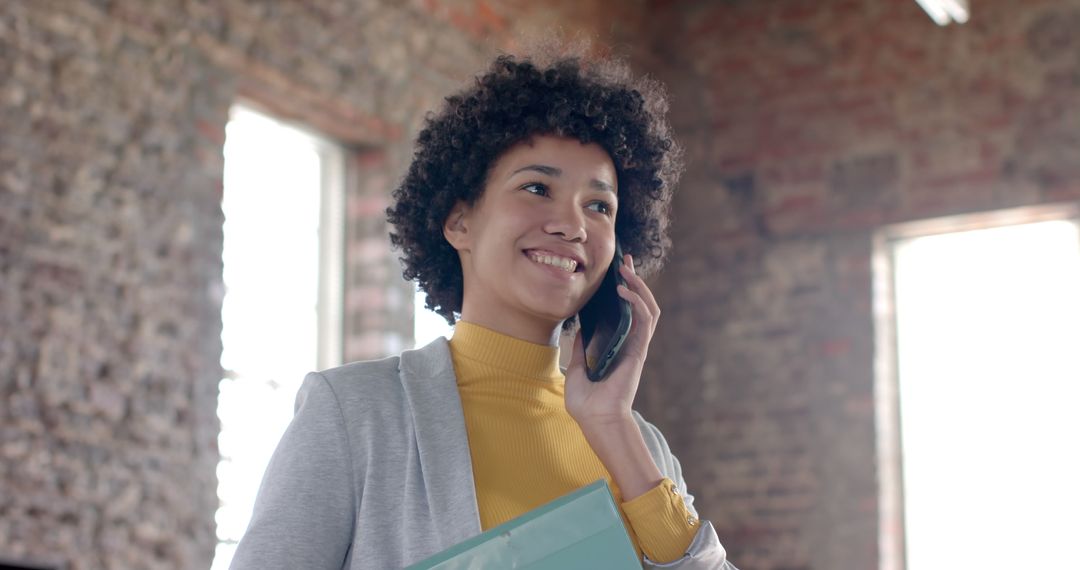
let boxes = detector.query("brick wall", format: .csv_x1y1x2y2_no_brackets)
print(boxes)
636,0,1080,568
10,0,1077,568
1,3,231,568
0,1,641,568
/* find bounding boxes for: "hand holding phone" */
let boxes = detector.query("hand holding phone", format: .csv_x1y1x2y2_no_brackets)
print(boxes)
577,241,633,381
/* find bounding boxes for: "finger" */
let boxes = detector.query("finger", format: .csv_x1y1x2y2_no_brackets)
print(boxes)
616,283,654,356
619,261,660,321
617,282,653,325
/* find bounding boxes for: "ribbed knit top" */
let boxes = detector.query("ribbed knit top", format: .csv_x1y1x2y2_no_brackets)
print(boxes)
449,321,698,564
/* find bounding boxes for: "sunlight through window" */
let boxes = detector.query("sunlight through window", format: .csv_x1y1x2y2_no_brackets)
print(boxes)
891,219,1080,569
213,105,343,569
413,284,453,348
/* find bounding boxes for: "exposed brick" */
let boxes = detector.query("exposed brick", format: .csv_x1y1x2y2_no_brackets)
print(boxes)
9,0,1080,569
828,152,900,209
1,0,640,568
641,1,1080,568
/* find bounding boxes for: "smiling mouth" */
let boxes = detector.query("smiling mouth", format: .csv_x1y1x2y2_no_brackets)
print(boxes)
524,250,584,273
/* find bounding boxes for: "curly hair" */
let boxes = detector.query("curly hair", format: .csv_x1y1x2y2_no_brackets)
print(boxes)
386,51,683,327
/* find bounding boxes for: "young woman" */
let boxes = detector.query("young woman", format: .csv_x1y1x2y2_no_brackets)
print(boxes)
231,51,737,569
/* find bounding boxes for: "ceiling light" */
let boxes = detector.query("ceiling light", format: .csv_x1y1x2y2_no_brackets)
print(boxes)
915,0,969,26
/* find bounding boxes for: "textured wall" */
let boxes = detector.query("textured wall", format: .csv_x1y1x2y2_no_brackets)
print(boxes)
0,1,642,568
12,0,1078,568
1,3,230,568
638,0,1080,568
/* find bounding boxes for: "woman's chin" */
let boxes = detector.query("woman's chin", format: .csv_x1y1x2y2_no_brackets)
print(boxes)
524,305,577,327
518,292,579,320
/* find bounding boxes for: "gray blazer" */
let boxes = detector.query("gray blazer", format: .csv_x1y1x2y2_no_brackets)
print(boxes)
230,337,736,569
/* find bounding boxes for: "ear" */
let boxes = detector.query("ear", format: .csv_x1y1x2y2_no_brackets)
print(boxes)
443,200,471,251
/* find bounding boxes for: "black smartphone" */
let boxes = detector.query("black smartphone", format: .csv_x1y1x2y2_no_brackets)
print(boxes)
578,241,633,381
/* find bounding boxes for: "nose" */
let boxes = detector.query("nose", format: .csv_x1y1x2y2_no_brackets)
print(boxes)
543,201,587,242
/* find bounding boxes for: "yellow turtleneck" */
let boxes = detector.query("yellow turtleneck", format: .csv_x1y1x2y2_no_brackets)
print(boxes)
449,321,698,564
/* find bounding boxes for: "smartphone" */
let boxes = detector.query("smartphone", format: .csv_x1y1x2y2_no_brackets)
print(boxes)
578,241,633,382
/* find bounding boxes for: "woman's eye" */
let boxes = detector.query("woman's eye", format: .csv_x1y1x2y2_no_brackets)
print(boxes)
587,201,615,216
521,182,548,196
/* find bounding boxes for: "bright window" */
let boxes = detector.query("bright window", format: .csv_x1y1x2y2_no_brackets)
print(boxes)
413,284,453,348
212,104,344,569
882,215,1080,569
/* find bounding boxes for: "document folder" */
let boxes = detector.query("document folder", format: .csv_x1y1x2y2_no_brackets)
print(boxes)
406,479,642,569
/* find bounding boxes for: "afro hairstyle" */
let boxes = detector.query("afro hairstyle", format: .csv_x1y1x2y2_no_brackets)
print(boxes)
386,51,683,328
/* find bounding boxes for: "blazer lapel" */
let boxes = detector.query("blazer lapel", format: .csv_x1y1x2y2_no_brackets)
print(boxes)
399,337,482,548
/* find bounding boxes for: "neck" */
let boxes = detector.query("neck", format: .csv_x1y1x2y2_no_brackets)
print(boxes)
458,308,563,347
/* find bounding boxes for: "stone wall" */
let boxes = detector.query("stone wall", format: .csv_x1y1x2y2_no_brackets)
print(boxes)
9,0,1079,568
639,0,1080,568
1,3,231,568
0,1,642,568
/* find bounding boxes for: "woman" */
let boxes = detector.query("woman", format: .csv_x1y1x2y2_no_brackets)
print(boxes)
231,50,736,569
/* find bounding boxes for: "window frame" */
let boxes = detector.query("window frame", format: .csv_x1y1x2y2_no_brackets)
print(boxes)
871,200,1080,570
214,101,346,564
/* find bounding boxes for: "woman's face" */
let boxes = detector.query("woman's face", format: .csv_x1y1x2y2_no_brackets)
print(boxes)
445,135,619,339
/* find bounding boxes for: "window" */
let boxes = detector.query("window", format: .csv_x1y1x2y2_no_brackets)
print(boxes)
413,284,454,348
212,104,344,569
874,203,1080,570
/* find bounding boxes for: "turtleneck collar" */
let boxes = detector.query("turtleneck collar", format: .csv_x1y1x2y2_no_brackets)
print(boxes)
448,320,564,382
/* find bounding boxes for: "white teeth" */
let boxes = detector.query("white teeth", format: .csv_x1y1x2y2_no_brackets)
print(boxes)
528,252,578,273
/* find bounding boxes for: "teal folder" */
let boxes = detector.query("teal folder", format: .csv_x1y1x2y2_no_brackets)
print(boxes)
406,479,643,569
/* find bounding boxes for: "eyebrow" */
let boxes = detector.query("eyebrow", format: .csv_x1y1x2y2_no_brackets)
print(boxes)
508,164,616,194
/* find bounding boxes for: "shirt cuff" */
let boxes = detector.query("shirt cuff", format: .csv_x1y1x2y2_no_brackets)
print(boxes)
621,478,699,564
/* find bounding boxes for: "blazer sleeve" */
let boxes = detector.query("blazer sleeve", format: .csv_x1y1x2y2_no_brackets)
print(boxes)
230,372,357,569
633,412,741,570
